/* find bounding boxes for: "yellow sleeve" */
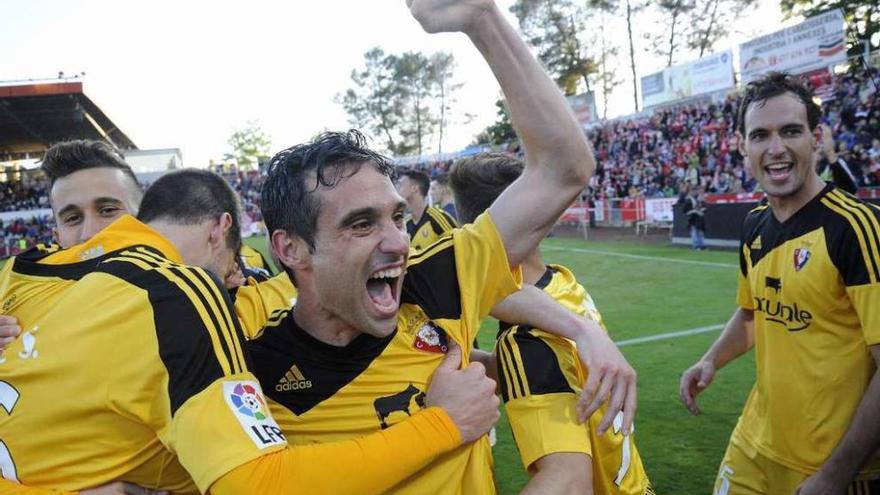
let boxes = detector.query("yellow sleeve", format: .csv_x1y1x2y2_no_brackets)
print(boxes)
234,274,297,339
209,407,460,495
452,212,521,344
0,481,74,495
164,375,288,493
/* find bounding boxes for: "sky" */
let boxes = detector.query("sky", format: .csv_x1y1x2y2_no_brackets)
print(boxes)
1,0,796,167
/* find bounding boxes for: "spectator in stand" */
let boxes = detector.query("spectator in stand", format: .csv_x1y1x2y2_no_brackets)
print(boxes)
678,184,707,250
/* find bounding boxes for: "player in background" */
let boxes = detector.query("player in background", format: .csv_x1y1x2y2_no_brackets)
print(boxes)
0,168,498,494
450,152,652,495
430,173,458,221
679,72,880,495
397,169,458,251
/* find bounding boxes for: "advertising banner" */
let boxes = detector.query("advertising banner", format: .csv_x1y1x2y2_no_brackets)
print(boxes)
739,9,846,84
641,50,735,107
566,92,599,125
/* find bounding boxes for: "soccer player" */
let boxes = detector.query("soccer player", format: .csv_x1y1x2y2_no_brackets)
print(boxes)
0,169,499,494
397,169,458,251
449,152,652,495
679,72,880,495
247,0,632,493
430,173,458,221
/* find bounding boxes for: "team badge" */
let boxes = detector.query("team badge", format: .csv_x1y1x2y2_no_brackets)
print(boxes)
413,322,449,354
223,381,286,449
793,248,811,271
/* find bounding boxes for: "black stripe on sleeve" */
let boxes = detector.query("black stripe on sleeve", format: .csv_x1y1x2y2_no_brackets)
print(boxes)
98,255,231,415
825,193,880,284
501,330,527,400
512,328,575,396
401,242,462,319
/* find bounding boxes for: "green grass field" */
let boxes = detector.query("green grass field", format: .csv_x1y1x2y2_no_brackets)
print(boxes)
244,234,756,494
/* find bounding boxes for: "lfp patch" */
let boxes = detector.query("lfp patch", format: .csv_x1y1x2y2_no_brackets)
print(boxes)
413,322,449,354
793,248,811,272
223,381,286,449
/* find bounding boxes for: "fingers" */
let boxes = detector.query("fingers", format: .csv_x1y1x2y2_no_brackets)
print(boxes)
622,375,637,435
596,373,627,434
436,340,462,372
583,366,613,422
577,363,602,422
679,370,701,416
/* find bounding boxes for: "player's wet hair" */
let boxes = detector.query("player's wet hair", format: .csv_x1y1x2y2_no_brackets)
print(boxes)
261,129,395,252
737,71,821,135
399,169,430,197
449,152,524,224
41,139,142,204
137,168,242,254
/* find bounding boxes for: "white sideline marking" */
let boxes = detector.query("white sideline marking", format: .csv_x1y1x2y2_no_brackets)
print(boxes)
542,245,738,269
616,324,725,347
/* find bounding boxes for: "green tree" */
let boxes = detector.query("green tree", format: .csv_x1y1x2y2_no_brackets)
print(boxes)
429,52,463,155
589,0,645,112
396,52,439,156
473,98,517,146
223,121,271,170
781,0,879,57
510,0,599,95
336,47,406,154
646,0,696,67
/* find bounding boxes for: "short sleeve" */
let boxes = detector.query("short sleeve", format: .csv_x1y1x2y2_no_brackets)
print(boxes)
402,212,521,345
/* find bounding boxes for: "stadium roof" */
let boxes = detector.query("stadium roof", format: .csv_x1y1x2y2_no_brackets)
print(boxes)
0,81,137,161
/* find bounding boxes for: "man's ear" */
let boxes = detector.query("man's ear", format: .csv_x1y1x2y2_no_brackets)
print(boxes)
209,212,234,251
270,229,311,272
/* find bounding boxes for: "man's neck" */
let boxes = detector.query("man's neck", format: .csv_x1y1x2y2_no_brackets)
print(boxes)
409,196,427,224
768,174,826,223
291,290,362,347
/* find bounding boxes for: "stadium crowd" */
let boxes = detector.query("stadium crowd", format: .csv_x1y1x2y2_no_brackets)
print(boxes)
404,67,880,200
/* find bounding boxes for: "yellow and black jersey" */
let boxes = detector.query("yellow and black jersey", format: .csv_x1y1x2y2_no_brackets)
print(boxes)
496,264,651,494
239,244,274,281
735,184,880,475
0,216,286,493
246,212,521,495
233,272,298,338
406,206,458,252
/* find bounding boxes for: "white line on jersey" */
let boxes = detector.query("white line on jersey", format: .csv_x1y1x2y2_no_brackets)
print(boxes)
541,246,738,269
615,324,725,347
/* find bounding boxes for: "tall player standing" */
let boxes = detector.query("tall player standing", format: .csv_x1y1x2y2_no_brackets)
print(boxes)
680,73,880,495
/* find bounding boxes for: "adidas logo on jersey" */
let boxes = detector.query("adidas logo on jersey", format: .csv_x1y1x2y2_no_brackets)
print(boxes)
750,236,762,250
276,364,312,391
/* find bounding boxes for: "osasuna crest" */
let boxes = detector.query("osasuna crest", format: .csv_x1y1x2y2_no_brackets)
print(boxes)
794,248,811,272
413,322,449,354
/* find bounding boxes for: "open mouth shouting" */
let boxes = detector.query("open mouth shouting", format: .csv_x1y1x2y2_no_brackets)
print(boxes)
365,264,405,319
764,161,794,182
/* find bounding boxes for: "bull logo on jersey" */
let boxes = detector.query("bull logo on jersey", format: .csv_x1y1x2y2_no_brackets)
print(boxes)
765,277,782,293
230,383,268,420
413,322,449,354
374,384,426,429
794,248,811,271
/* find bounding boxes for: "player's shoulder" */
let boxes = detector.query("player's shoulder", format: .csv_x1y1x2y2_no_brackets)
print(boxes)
97,245,221,290
817,187,880,228
427,206,458,231
817,188,880,284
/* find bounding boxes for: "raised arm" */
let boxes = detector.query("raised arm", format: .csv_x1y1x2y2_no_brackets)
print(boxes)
408,0,595,266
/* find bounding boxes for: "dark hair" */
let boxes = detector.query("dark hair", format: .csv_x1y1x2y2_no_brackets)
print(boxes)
399,169,430,197
449,152,524,224
261,130,395,251
432,173,450,187
737,72,821,135
137,169,242,253
42,140,142,197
